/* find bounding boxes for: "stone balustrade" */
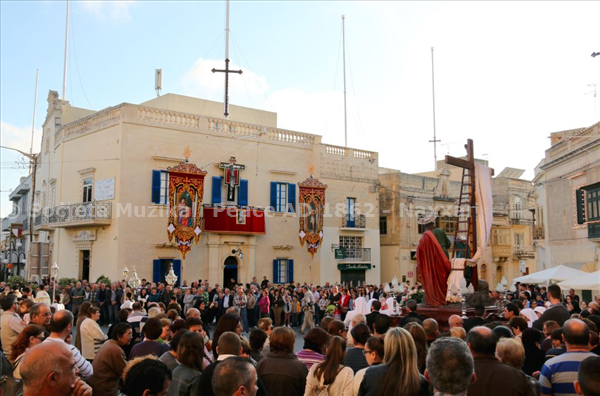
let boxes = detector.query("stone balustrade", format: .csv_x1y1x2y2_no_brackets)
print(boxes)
60,105,123,140
208,118,315,146
138,107,201,129
325,145,348,156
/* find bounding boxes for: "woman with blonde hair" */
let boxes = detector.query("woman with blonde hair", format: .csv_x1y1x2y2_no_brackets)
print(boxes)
304,336,353,396
358,327,429,396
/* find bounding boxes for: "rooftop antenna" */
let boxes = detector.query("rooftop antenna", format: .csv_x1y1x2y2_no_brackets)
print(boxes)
429,47,441,170
212,0,243,118
29,69,39,174
61,0,70,101
155,69,162,97
342,15,348,148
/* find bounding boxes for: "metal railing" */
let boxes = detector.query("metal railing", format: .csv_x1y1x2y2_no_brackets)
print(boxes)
337,248,371,262
342,214,366,228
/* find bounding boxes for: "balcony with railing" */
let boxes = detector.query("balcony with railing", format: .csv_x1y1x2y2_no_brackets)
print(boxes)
335,248,371,263
34,201,112,230
342,214,366,230
514,248,536,259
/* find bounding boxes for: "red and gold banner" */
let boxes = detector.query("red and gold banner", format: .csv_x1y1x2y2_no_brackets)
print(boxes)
298,176,327,257
203,206,266,235
167,160,207,258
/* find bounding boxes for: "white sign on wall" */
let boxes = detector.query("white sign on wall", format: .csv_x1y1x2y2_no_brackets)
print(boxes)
519,259,527,273
95,178,115,201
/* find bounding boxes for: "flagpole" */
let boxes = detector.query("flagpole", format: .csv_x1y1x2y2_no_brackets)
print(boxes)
62,0,70,101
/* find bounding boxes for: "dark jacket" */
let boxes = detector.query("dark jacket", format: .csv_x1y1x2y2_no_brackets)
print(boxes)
463,316,490,333
193,358,268,396
256,351,308,396
365,311,381,332
399,312,424,327
358,364,429,396
467,355,536,396
532,305,570,330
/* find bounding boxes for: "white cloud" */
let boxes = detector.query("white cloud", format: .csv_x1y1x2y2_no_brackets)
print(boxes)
0,121,42,155
79,1,135,21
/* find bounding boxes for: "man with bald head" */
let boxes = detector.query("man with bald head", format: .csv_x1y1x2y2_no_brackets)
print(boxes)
448,314,464,329
44,309,93,379
20,341,92,396
466,326,534,396
423,318,439,346
187,308,201,319
539,319,595,396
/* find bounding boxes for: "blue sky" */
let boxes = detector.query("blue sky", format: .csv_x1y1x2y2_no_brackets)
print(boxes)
2,1,599,217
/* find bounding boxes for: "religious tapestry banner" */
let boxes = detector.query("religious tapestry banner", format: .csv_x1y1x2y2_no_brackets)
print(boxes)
298,176,328,257
167,159,207,259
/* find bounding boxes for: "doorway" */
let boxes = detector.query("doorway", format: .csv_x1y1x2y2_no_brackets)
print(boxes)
80,250,90,281
223,256,238,289
341,270,365,288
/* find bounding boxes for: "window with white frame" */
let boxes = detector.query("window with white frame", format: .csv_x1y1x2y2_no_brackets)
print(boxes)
277,259,288,283
83,178,93,203
276,182,287,212
515,233,524,250
513,197,522,219
160,171,169,205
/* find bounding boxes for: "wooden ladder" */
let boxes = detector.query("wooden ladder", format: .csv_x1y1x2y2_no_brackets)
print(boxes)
452,168,474,259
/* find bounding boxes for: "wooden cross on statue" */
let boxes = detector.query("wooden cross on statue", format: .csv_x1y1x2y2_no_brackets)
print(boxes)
445,139,493,291
219,157,245,202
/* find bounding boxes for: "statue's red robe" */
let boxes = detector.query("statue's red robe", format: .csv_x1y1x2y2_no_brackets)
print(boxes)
416,230,451,307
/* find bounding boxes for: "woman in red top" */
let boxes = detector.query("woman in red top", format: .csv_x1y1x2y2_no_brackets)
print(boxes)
340,289,351,321
258,290,271,318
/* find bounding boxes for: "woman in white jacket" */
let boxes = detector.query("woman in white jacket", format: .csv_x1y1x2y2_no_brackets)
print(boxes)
80,306,107,361
304,336,353,396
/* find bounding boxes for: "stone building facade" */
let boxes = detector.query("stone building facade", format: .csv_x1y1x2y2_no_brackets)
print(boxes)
29,91,381,286
533,122,600,274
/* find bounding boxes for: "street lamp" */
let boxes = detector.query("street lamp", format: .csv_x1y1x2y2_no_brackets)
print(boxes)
51,262,59,304
122,267,129,281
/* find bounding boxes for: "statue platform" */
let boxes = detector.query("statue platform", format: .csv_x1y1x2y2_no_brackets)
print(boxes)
390,305,500,332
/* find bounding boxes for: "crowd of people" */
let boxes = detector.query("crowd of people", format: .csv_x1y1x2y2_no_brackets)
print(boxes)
0,276,599,396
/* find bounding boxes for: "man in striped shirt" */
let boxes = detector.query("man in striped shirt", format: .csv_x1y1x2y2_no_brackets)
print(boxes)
43,309,94,379
539,319,595,396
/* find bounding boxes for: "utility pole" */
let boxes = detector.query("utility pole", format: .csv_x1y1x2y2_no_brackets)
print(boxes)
0,146,38,281
429,47,441,170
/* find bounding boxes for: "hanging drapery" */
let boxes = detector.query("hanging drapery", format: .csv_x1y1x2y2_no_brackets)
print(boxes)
167,149,207,258
298,174,327,257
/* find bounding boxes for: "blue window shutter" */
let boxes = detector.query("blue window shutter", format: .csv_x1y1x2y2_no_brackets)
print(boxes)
287,183,296,212
273,259,279,284
288,259,294,283
153,259,161,283
270,182,277,210
151,170,161,204
212,176,222,205
173,260,182,287
238,179,249,206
